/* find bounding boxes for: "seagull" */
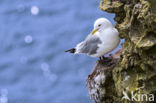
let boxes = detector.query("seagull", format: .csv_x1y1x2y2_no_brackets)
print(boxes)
65,18,120,60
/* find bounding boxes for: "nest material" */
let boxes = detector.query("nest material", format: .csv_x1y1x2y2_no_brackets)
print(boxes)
86,49,122,103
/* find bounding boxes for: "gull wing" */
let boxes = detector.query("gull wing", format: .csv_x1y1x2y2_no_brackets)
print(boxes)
76,35,102,55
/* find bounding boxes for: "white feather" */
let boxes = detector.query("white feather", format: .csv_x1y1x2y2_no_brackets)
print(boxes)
74,18,120,57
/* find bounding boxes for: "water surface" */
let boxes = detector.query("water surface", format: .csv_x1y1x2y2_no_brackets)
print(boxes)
0,0,116,103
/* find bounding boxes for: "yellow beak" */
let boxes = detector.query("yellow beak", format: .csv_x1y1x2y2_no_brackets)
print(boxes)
91,29,98,35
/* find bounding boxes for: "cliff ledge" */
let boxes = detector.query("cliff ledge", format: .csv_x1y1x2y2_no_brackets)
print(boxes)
87,0,156,103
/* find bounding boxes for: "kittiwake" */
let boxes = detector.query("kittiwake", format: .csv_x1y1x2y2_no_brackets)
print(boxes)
65,18,120,60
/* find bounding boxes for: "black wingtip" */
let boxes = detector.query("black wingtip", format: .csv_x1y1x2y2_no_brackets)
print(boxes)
65,48,76,53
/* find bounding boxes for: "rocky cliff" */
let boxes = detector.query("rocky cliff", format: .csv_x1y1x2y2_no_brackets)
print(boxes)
87,0,156,103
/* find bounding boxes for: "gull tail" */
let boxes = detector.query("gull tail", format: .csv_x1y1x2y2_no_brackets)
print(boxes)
65,48,76,53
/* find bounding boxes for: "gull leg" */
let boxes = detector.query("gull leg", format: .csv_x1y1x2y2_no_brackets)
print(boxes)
98,57,104,64
102,56,106,60
102,56,112,62
99,57,102,61
99,56,111,63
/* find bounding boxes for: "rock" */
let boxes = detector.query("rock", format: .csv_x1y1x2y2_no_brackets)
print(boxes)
87,49,121,103
87,0,156,103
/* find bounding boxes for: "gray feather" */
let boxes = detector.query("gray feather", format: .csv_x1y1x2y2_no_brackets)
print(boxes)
78,35,102,55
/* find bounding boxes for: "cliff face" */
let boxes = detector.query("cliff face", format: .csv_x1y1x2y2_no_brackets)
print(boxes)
87,0,156,103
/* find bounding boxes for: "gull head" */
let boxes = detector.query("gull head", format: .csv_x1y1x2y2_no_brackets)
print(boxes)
91,18,113,35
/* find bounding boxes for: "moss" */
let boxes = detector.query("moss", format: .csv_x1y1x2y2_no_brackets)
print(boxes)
99,0,124,13
87,0,156,103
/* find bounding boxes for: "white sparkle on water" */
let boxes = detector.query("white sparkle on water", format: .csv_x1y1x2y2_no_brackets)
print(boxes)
24,35,33,44
0,89,8,103
31,6,39,15
41,62,49,72
41,62,57,82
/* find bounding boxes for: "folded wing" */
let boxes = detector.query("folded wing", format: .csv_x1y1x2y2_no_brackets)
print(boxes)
76,35,102,55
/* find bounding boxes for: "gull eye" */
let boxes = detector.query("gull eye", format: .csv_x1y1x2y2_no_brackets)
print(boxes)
98,24,101,27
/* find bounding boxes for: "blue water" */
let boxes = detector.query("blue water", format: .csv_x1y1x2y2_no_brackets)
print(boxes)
0,0,116,103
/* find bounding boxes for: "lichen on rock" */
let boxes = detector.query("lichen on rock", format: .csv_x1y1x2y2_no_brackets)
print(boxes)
87,0,156,103
87,49,122,103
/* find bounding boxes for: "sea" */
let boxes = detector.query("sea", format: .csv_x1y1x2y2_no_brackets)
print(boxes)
0,0,118,103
